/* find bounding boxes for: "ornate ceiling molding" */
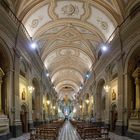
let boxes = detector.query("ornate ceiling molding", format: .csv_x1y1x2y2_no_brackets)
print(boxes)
14,0,126,100
34,19,105,40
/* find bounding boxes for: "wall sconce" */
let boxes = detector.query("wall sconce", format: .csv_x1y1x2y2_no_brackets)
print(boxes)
28,86,34,93
79,105,82,109
104,85,110,92
47,100,50,105
73,109,76,113
85,99,89,104
53,106,56,109
58,108,61,113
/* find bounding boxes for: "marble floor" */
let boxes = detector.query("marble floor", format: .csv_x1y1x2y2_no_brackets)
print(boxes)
9,121,135,140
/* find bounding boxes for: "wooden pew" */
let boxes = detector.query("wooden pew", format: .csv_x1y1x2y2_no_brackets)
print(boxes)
30,120,64,140
70,120,109,140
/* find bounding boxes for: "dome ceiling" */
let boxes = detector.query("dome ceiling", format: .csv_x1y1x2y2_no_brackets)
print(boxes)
13,0,124,100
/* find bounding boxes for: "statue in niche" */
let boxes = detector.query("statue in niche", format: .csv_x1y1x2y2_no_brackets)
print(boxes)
112,89,116,100
22,88,26,100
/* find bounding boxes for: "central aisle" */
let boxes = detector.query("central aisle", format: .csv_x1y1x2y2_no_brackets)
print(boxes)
58,121,80,140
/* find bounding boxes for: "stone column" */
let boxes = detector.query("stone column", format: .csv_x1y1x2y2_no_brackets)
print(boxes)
96,93,101,121
0,68,4,113
47,103,50,121
27,85,33,129
132,67,140,110
0,68,9,135
40,92,43,123
13,53,22,137
128,67,140,134
104,67,111,125
117,74,124,134
105,85,110,125
114,58,124,135
1,68,15,131
94,93,97,116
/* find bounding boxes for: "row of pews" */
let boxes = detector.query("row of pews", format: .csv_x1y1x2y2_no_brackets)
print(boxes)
30,120,64,140
70,119,110,140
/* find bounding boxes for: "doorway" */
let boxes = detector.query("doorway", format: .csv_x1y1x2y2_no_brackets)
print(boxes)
20,105,28,133
110,104,118,131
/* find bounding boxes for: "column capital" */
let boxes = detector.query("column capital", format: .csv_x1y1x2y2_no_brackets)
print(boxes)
135,77,140,85
0,68,4,78
132,67,140,78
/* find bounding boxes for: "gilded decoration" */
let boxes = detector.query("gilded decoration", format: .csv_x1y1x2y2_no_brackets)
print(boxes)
112,89,116,100
21,88,26,100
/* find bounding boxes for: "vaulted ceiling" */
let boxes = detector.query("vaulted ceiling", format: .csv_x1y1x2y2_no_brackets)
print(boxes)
10,0,129,100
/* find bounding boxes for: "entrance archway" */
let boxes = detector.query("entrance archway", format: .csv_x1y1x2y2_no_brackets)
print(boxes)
20,104,28,133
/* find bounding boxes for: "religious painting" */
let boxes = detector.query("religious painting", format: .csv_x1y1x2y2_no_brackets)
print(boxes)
22,88,26,100
112,89,116,100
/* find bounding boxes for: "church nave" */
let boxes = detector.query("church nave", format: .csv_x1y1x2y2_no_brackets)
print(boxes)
0,0,140,140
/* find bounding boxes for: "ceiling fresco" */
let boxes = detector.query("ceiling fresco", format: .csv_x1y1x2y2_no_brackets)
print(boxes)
11,0,128,100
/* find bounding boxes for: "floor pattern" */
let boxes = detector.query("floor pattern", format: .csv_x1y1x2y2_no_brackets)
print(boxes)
9,122,135,140
58,121,80,140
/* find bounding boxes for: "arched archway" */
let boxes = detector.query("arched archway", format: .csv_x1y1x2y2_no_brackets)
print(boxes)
124,43,140,133
125,46,140,112
96,79,105,122
0,39,13,115
0,38,13,135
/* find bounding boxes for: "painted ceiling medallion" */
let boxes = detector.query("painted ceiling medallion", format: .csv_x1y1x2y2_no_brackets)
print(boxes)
97,18,108,30
61,4,79,16
31,19,39,28
31,16,43,28
101,21,108,30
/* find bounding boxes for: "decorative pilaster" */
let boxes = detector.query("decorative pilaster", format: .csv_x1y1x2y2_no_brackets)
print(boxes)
96,93,101,121
104,68,111,125
13,54,22,137
27,84,33,129
132,67,140,110
0,68,4,113
116,61,124,135
128,67,140,134
0,68,9,135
